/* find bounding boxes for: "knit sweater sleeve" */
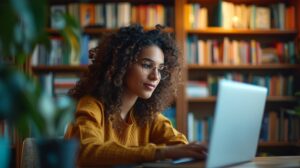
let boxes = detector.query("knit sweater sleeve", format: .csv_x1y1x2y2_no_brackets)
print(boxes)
64,96,157,166
149,113,188,146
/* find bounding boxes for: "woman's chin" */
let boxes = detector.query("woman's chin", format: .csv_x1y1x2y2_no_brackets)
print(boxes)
139,92,153,99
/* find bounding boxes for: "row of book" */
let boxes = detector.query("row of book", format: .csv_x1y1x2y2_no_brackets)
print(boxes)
37,73,80,97
219,2,295,30
185,2,295,30
209,74,294,96
187,110,300,143
31,35,99,66
187,112,213,142
186,36,296,65
260,109,300,143
186,81,209,98
51,3,174,29
184,4,208,29
187,73,294,97
210,1,296,30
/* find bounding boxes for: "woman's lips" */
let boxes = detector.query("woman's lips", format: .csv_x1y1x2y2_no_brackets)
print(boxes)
143,83,156,90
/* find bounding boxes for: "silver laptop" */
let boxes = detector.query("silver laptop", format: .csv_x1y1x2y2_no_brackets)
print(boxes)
141,79,268,168
206,79,267,168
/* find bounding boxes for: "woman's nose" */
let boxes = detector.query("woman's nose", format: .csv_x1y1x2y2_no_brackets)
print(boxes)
149,68,160,80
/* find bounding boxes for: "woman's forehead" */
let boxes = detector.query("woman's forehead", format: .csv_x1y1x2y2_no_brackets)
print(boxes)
137,46,164,64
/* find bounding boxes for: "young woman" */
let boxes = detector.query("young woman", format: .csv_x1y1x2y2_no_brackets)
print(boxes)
65,24,206,166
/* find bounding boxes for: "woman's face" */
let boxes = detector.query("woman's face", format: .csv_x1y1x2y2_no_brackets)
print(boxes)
124,45,165,99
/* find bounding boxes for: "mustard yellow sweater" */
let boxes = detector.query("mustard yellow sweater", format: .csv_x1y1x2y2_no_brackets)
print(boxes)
64,96,188,166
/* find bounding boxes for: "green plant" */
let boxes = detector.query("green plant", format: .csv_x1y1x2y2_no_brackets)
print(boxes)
0,0,81,138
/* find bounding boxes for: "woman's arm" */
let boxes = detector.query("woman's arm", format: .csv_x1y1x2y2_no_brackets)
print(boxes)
150,113,207,160
65,96,158,166
149,113,188,145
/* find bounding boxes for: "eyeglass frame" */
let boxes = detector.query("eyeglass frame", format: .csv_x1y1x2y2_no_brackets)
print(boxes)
134,58,170,80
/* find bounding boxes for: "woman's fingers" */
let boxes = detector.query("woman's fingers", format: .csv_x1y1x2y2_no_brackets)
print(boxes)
178,144,207,159
186,143,207,154
162,143,208,160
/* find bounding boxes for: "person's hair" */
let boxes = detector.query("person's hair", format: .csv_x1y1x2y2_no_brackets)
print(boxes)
69,24,180,127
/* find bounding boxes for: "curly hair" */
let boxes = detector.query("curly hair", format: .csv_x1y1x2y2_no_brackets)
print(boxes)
69,24,180,127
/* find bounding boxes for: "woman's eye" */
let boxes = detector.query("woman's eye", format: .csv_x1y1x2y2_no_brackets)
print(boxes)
141,63,152,69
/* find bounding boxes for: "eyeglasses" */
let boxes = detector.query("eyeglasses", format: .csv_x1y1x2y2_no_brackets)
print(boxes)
135,59,170,80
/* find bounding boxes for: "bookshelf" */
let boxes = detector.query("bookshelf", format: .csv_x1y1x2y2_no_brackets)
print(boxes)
187,28,297,35
32,65,88,73
27,0,300,160
189,96,298,103
179,0,300,156
46,27,174,34
31,0,176,102
188,64,300,69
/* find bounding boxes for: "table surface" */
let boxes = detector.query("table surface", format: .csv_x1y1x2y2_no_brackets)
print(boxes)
80,156,300,168
138,156,300,168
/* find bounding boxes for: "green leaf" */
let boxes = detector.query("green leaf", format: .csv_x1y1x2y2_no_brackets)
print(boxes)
0,0,48,65
0,2,17,58
0,0,81,139
60,14,82,64
54,96,75,137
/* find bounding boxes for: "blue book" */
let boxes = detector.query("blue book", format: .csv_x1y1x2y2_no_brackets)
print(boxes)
260,113,269,141
163,107,176,127
80,35,90,65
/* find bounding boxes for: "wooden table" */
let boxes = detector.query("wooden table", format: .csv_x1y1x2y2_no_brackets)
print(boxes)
138,156,300,168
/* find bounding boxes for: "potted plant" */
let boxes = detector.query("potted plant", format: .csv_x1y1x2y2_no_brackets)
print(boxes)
0,67,78,168
0,0,81,167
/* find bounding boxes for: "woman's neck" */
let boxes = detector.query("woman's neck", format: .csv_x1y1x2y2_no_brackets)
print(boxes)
120,92,138,120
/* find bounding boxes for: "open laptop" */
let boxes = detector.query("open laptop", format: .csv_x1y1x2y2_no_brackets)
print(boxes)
206,79,267,167
142,79,268,168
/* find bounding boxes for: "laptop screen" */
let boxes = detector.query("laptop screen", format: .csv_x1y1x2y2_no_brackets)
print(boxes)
206,80,267,168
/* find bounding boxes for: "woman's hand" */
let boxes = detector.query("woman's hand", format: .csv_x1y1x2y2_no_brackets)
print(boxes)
157,142,207,160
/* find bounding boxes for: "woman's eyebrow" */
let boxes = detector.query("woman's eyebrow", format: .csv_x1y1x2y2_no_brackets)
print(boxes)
140,57,164,65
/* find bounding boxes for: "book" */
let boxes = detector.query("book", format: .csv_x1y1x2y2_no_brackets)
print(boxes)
255,7,270,29
186,81,209,98
80,3,95,27
95,3,105,27
50,5,66,29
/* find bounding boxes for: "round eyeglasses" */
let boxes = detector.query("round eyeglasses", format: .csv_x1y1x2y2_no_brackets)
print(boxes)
135,60,170,80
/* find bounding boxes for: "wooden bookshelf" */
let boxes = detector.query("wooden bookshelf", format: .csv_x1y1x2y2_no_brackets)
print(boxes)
32,65,88,73
27,0,300,159
47,27,174,35
188,0,291,5
188,96,298,103
259,142,299,147
187,28,297,36
257,142,300,156
179,0,300,156
188,64,300,70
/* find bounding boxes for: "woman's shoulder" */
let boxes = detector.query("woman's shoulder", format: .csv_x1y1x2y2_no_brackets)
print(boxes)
154,113,169,121
76,95,106,124
148,112,171,127
77,95,104,112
